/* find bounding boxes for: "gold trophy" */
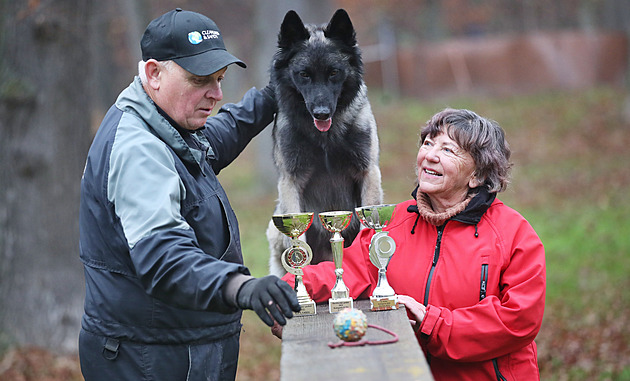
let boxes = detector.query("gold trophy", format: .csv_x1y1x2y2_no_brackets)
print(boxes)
355,204,399,311
318,211,354,313
272,212,317,316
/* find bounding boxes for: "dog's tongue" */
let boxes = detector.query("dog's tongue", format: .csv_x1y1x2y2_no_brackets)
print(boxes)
314,118,332,132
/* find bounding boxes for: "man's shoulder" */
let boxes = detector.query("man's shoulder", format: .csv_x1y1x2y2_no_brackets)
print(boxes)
111,114,171,163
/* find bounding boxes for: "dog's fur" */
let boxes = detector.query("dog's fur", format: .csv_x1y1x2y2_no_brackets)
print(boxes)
266,9,383,277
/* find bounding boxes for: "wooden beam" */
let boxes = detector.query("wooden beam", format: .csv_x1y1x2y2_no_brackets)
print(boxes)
281,299,433,380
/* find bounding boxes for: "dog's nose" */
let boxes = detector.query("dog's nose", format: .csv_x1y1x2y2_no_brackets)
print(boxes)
313,109,331,121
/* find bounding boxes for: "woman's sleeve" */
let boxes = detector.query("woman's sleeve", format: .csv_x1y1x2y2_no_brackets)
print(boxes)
281,227,377,303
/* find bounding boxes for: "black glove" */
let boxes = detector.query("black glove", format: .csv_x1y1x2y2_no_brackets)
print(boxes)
237,275,300,327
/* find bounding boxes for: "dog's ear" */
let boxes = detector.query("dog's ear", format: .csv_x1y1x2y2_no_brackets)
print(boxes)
278,10,310,48
324,9,356,47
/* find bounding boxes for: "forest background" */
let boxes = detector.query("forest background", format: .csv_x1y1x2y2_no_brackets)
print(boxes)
1,0,629,380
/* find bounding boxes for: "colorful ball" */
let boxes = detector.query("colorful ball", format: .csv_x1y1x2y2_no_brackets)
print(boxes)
333,308,368,342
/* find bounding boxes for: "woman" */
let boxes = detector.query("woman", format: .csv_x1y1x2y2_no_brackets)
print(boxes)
282,108,546,380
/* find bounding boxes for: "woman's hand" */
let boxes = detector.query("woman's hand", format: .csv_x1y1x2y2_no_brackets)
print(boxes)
271,320,283,339
398,295,427,333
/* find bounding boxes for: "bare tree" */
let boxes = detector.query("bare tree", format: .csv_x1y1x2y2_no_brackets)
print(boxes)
0,0,94,352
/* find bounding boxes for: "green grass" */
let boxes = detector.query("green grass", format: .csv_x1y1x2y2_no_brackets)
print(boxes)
534,201,630,303
218,85,630,380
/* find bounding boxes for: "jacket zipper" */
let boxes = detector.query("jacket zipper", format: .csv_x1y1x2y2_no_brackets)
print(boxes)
423,225,444,305
493,359,507,381
480,263,507,381
422,225,444,366
480,264,488,300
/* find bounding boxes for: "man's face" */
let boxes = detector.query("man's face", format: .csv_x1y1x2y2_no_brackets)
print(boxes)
153,62,227,130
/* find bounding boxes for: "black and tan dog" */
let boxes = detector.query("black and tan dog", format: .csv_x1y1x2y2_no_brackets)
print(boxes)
266,9,383,276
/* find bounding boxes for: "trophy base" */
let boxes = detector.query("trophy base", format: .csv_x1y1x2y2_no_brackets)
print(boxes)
295,299,316,316
370,295,399,311
328,297,353,313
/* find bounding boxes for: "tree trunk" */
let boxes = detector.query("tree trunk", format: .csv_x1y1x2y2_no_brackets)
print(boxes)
0,0,93,352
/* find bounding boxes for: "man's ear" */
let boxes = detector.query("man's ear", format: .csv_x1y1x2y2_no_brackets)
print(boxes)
144,59,161,90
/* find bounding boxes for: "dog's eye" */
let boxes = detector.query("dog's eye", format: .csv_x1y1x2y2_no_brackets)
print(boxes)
299,71,310,78
330,69,339,77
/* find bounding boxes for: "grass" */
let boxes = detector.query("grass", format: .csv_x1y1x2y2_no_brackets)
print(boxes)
218,85,630,380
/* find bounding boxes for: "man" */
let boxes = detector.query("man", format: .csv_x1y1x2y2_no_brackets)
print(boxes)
79,9,299,380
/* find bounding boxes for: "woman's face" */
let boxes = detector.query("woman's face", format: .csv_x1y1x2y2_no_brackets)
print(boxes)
416,130,478,211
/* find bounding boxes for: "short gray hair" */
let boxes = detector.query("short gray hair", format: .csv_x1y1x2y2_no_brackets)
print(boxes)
420,108,512,193
137,60,174,83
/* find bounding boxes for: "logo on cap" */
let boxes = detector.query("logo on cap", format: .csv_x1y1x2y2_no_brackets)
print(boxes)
202,30,220,39
188,31,203,45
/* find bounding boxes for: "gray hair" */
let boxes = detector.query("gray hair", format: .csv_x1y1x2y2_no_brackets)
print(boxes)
137,60,174,83
420,108,512,193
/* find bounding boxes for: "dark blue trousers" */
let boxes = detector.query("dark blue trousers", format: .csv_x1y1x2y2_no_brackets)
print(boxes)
79,329,240,381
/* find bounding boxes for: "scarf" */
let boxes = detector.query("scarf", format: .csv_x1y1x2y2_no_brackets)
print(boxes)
415,191,475,227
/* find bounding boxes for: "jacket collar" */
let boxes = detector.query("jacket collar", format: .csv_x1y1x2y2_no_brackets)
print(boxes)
115,77,211,174
408,185,496,225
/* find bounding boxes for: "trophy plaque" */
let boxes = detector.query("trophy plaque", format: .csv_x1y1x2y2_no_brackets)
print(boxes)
355,204,399,311
272,212,317,316
318,211,354,313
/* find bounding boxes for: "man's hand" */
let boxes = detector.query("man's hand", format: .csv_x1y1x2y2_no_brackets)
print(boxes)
237,275,300,327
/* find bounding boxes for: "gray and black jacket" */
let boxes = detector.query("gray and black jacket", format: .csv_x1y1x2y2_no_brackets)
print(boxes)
79,77,274,344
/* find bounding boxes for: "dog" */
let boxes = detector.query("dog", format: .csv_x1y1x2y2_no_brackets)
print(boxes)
266,9,383,277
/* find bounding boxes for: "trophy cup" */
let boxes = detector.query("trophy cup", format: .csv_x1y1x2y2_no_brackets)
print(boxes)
318,211,354,313
272,212,317,316
355,204,399,311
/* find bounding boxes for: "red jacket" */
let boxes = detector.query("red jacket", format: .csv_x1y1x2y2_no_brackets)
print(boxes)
284,190,545,380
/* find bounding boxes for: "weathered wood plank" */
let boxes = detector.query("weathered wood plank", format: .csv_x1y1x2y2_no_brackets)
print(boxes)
281,300,433,380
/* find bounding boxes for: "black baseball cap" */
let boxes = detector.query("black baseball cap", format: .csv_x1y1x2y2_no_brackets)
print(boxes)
141,8,246,76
